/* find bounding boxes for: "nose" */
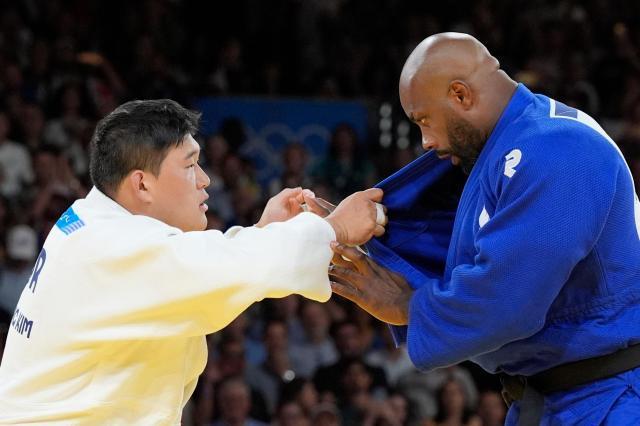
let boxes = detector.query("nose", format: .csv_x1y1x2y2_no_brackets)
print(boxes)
196,164,211,189
421,130,436,150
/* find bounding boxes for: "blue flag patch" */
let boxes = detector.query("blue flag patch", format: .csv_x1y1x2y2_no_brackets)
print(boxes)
56,207,85,235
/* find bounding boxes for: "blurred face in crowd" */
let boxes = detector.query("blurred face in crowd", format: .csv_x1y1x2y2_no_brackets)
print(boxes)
335,323,362,358
277,402,310,426
313,406,341,426
205,134,229,168
477,391,506,426
342,361,372,394
387,394,408,424
21,104,45,140
219,379,251,423
283,143,308,174
301,302,330,341
440,379,467,415
264,322,288,354
298,381,319,412
332,125,358,159
143,135,210,232
219,339,245,377
33,150,58,183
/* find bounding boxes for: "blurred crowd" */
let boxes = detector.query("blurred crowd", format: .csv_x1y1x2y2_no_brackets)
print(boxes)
1,0,640,425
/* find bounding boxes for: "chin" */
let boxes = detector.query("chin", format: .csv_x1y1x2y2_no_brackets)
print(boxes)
197,215,208,231
179,217,208,232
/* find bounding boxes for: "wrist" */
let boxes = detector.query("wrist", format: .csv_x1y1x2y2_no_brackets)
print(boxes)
324,216,344,242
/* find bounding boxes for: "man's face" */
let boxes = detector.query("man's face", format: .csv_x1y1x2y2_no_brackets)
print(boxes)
146,135,210,232
400,76,486,173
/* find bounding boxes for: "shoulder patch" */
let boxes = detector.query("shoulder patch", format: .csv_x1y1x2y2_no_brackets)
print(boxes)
56,207,86,235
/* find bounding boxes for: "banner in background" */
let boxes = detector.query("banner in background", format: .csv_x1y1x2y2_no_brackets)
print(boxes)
193,97,369,184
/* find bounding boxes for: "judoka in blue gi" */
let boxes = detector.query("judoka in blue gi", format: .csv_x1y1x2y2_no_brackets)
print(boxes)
327,33,640,425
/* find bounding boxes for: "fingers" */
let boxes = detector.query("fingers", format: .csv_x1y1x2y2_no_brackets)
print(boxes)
289,197,303,215
331,251,357,267
363,187,384,202
298,189,314,204
331,242,368,268
373,224,386,237
279,187,303,200
330,280,362,305
328,264,361,281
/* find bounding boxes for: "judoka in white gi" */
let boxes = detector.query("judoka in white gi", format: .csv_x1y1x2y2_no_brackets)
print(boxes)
0,99,386,424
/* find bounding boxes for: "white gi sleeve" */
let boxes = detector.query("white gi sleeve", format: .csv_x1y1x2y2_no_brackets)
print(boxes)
72,212,335,340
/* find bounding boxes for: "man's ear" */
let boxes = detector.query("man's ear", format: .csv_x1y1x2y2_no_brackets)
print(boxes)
448,80,474,111
127,170,154,204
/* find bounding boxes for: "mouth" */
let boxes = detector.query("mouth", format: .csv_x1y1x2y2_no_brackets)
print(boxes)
199,195,209,212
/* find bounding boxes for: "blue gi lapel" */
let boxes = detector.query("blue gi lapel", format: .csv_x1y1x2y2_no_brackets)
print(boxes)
366,85,531,291
364,151,466,290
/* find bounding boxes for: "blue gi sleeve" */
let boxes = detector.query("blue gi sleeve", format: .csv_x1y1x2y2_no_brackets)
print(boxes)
405,136,619,370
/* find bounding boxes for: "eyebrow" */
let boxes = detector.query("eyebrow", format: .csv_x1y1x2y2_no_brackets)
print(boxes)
183,148,200,160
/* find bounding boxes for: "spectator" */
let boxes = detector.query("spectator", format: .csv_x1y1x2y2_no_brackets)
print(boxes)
0,224,38,317
265,296,306,346
272,401,310,426
475,391,506,426
196,335,269,425
312,123,375,198
212,377,267,426
0,112,34,198
311,402,342,426
278,378,320,419
338,358,386,426
292,301,338,378
365,326,415,387
268,142,313,197
246,320,302,415
313,320,387,401
426,378,480,426
395,365,479,423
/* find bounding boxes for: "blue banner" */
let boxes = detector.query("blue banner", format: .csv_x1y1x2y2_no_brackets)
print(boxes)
193,97,369,184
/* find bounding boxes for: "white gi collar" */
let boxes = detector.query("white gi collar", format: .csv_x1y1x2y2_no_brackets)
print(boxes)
85,186,133,216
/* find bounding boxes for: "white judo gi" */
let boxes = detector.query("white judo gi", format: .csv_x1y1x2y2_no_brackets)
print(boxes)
0,187,335,425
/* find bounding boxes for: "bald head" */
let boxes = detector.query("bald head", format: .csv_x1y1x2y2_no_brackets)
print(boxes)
401,32,498,90
399,33,517,172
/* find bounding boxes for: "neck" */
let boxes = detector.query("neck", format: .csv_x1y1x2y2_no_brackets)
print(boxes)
113,188,144,216
482,71,518,137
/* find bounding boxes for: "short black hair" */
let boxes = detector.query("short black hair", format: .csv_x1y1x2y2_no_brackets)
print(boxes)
89,99,201,196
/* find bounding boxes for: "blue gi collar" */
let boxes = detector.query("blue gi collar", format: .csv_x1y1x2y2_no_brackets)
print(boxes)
470,83,533,176
364,84,533,290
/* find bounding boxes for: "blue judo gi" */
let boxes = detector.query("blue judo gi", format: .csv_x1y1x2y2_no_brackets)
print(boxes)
366,84,640,424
